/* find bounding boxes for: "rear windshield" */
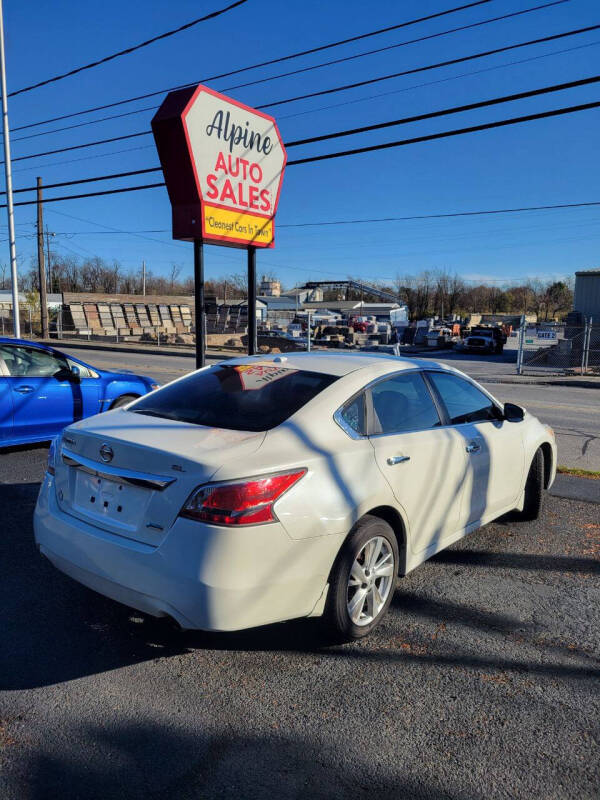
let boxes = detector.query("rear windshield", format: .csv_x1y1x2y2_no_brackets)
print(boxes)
131,363,338,432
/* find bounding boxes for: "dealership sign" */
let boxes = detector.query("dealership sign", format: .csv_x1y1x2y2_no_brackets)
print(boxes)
152,85,286,248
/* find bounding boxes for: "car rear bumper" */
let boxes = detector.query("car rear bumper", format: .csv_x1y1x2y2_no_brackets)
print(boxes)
34,476,342,631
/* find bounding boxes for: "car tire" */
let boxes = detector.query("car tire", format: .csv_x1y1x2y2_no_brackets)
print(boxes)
324,515,398,640
110,394,138,409
517,448,545,521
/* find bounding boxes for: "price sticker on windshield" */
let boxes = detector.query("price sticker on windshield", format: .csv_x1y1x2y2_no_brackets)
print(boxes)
234,364,296,390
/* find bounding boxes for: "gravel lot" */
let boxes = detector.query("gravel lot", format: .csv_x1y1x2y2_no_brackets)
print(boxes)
1,447,599,800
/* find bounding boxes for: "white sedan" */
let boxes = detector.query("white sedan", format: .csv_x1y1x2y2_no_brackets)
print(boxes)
34,353,556,639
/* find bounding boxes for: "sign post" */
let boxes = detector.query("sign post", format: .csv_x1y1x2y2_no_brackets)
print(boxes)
194,237,205,367
152,85,286,364
247,245,257,356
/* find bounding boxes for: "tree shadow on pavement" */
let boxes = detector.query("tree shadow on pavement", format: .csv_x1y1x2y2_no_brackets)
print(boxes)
4,478,598,693
0,482,336,691
20,719,454,800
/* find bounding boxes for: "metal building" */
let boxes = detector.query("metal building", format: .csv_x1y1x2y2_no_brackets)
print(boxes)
574,269,600,319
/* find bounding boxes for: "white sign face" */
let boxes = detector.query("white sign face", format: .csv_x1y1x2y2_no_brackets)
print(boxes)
182,86,286,247
537,330,557,339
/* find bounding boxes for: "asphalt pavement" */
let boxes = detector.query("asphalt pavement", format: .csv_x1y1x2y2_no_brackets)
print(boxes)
54,343,600,472
0,447,599,799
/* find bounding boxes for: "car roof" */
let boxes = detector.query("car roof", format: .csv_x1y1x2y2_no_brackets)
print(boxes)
0,337,54,351
223,351,445,377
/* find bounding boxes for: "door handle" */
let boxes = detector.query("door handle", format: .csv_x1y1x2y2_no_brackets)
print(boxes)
14,385,34,394
387,455,410,465
466,442,481,454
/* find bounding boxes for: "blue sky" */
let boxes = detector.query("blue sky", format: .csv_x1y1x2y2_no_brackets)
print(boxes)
2,0,599,289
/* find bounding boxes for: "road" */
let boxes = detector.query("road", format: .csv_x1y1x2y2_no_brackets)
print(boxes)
1,447,598,800
59,343,599,471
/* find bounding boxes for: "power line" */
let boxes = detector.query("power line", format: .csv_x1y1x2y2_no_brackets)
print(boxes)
9,0,565,144
10,39,600,169
5,73,600,193
3,131,149,165
3,182,166,208
277,40,600,122
277,201,600,227
34,206,598,283
8,20,598,166
283,74,600,147
45,206,188,251
285,99,600,166
3,98,599,208
12,104,160,144
258,22,600,109
222,1,571,94
25,200,600,233
8,0,248,98
10,0,495,132
11,145,155,174
10,167,161,194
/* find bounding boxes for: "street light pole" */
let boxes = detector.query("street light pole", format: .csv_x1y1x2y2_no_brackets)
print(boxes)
0,0,20,337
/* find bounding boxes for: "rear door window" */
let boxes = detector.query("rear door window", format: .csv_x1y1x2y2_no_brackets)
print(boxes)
131,363,338,432
427,371,499,424
370,372,441,435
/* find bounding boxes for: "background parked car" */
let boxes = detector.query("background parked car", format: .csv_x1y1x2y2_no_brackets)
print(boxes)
0,338,159,447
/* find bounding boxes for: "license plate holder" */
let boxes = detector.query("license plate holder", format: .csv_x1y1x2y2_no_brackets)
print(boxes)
73,470,147,529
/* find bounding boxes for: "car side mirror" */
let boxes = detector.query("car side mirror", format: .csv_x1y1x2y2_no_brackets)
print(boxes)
55,365,80,383
504,402,524,422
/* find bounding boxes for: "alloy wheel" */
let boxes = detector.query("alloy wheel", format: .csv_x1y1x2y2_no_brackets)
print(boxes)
346,535,395,626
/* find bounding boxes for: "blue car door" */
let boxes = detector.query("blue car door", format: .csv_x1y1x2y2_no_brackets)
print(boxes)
0,356,14,442
0,344,97,441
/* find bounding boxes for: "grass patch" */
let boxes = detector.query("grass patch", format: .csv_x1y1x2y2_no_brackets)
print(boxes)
557,466,600,480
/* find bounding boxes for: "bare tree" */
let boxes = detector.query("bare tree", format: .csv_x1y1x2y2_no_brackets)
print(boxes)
169,263,182,291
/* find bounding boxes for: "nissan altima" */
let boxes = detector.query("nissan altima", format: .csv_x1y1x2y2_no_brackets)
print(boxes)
34,353,556,639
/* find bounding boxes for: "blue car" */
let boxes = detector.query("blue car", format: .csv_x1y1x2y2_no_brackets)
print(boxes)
0,338,159,447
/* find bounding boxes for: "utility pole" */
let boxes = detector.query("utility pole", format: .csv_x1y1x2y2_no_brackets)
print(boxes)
36,177,48,338
0,0,20,337
142,260,146,295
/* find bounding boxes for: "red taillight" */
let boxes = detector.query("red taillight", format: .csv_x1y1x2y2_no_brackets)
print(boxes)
180,470,306,526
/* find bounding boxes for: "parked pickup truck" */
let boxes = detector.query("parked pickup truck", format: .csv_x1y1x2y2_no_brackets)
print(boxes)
462,325,507,355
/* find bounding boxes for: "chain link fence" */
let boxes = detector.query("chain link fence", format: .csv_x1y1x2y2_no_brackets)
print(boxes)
516,317,598,375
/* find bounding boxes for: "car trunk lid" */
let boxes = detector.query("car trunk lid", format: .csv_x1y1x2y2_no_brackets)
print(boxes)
54,409,266,546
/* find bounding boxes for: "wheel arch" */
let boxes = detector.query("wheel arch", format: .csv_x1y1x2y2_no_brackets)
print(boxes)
540,441,553,489
109,392,140,410
362,505,408,576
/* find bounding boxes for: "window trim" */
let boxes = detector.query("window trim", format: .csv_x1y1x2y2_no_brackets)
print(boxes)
423,369,504,428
